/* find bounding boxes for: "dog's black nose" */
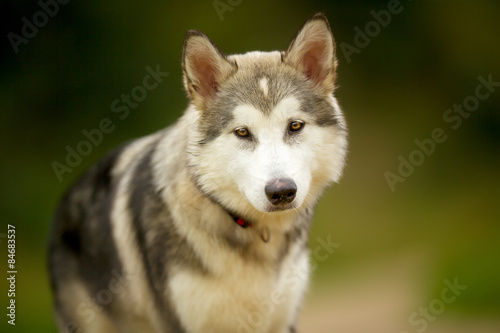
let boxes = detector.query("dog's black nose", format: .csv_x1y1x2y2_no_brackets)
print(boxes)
265,178,297,206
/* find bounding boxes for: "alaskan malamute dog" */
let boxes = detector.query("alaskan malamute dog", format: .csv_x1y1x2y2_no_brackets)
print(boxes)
49,12,347,333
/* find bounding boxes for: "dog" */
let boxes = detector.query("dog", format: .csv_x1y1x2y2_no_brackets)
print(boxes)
48,12,347,333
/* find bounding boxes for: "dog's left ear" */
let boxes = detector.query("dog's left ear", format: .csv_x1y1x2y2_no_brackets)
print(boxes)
182,30,237,110
284,13,337,94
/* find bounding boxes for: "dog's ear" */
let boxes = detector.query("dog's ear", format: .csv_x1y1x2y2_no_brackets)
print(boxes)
284,13,337,94
182,30,236,109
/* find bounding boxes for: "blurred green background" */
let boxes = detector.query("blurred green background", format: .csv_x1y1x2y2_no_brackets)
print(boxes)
1,0,499,332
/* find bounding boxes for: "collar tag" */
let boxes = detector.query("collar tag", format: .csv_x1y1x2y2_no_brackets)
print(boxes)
259,226,270,243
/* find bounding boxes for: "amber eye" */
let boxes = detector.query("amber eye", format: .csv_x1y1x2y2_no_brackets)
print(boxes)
289,120,305,132
235,127,250,138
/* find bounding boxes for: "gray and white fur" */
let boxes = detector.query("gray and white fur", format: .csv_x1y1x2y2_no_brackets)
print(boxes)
49,12,347,333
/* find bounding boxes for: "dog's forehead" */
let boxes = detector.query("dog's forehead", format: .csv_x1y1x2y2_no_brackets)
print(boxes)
222,51,311,115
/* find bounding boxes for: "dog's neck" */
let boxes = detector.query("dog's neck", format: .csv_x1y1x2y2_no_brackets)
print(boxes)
228,213,271,243
180,161,304,245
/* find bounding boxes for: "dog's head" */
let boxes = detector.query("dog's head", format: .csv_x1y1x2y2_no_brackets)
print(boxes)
184,13,347,217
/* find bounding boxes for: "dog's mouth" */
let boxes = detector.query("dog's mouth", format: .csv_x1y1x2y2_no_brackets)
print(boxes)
265,202,297,213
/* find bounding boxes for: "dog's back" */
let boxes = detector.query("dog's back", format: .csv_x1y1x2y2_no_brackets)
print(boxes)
49,141,134,332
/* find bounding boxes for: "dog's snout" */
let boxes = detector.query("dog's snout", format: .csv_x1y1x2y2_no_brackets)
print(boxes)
265,178,297,206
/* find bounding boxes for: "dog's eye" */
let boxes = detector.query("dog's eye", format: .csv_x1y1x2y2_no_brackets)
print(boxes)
289,120,305,132
234,127,250,138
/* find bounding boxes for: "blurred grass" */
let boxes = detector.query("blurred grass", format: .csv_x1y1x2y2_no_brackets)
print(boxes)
1,0,499,332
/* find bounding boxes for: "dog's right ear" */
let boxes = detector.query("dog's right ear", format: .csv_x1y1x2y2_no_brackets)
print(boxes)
182,30,236,110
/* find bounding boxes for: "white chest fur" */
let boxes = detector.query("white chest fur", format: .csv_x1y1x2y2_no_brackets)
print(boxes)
168,238,309,333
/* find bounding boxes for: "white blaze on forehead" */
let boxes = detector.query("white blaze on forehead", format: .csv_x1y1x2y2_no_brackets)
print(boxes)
259,76,269,98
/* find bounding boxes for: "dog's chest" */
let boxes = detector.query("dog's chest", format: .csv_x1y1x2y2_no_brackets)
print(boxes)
168,239,309,333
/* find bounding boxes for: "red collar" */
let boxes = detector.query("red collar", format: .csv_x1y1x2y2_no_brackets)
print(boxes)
233,216,253,228
231,215,269,242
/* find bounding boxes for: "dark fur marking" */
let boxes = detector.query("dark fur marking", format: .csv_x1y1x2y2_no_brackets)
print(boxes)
128,142,208,332
129,147,185,332
60,226,81,255
49,142,130,317
299,93,338,127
